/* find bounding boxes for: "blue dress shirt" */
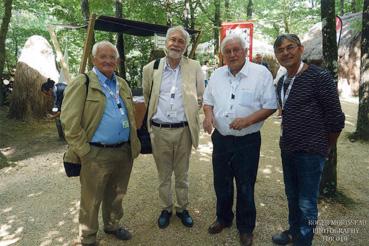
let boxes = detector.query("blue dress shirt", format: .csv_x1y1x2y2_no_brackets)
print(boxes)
91,67,130,144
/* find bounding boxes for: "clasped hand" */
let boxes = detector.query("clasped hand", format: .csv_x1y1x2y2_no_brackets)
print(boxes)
229,117,250,131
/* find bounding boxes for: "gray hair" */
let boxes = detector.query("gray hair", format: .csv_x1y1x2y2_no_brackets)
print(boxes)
165,26,190,47
220,33,247,55
273,34,302,49
92,41,120,59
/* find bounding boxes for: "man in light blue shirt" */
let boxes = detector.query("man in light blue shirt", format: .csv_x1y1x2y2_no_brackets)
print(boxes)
90,67,130,144
61,41,141,246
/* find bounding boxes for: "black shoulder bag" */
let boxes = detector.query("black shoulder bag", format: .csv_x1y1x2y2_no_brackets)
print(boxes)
137,58,160,154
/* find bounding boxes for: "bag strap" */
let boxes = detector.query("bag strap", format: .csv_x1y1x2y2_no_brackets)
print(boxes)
80,73,90,116
83,73,90,97
148,58,160,99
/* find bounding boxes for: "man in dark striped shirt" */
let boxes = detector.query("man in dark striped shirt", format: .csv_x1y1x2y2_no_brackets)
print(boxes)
271,34,345,246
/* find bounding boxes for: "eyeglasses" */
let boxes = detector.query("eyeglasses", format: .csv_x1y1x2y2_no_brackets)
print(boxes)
168,37,186,45
275,44,299,55
223,47,243,56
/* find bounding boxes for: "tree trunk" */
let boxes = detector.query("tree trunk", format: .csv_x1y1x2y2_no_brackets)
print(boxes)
81,0,89,22
283,14,290,33
115,0,126,80
355,0,369,140
165,0,173,26
351,0,357,12
189,0,197,45
214,0,221,55
340,0,344,15
247,0,253,20
183,0,190,29
320,0,338,196
81,0,94,70
0,0,13,106
224,0,230,22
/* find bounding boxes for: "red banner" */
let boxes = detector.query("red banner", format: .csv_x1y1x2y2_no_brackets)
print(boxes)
220,21,254,64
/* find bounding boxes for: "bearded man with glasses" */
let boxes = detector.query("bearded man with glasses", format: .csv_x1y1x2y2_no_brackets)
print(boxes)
142,26,204,230
272,34,345,246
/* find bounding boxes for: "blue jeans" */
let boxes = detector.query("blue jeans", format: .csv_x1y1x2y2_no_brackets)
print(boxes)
281,151,325,246
211,130,261,233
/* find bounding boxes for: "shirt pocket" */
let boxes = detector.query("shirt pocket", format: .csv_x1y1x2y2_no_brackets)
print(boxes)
239,90,255,107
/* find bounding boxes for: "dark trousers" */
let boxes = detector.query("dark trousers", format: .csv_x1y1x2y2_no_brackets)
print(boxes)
211,129,261,233
281,151,325,246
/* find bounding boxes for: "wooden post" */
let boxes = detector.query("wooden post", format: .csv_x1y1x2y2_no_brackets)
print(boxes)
47,25,71,83
189,30,202,59
79,13,96,73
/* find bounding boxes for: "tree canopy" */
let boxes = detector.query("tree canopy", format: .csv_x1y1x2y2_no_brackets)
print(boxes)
0,0,365,86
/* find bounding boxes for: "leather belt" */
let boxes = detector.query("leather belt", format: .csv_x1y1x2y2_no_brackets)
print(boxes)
151,121,188,128
90,142,127,148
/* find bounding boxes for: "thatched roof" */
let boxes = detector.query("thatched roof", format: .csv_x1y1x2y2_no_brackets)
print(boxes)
302,12,362,61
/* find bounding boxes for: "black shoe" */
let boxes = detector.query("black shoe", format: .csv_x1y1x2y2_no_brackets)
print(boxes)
176,209,193,227
158,210,172,229
272,230,294,245
104,227,132,240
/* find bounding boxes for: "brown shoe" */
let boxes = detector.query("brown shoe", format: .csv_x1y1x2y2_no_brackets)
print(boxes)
240,233,253,246
208,220,232,234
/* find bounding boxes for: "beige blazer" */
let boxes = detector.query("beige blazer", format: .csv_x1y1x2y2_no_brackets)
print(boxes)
142,56,204,148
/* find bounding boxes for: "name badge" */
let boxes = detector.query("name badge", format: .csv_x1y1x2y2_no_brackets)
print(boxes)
167,110,177,118
122,120,129,128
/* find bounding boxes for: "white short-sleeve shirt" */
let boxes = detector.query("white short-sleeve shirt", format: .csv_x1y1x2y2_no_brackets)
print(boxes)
203,61,277,136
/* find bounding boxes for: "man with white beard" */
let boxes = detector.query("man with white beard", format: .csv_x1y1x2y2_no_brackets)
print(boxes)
142,26,204,229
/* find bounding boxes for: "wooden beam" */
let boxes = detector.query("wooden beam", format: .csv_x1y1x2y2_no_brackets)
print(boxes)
79,13,97,73
47,25,71,83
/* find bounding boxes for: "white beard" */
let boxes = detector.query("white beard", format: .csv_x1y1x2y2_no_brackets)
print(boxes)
166,49,183,59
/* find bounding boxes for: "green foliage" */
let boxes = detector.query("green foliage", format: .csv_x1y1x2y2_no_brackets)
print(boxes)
4,0,361,86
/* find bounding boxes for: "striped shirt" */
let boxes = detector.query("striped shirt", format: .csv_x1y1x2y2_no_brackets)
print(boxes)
276,64,345,157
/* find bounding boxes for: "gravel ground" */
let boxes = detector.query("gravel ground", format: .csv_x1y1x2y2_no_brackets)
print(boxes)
0,99,368,246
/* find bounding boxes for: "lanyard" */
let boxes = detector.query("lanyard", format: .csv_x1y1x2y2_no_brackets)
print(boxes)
101,79,125,117
280,62,304,110
169,66,180,109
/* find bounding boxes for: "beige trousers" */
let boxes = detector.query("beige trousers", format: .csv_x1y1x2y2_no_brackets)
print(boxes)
79,144,132,244
151,125,192,212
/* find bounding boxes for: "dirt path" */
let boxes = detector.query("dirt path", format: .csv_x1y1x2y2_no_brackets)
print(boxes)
1,99,368,246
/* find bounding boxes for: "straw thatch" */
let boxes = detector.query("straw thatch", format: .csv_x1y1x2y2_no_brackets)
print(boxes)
8,36,59,120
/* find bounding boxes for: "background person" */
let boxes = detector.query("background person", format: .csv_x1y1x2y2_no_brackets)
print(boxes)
41,78,67,138
202,60,210,86
253,53,270,70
